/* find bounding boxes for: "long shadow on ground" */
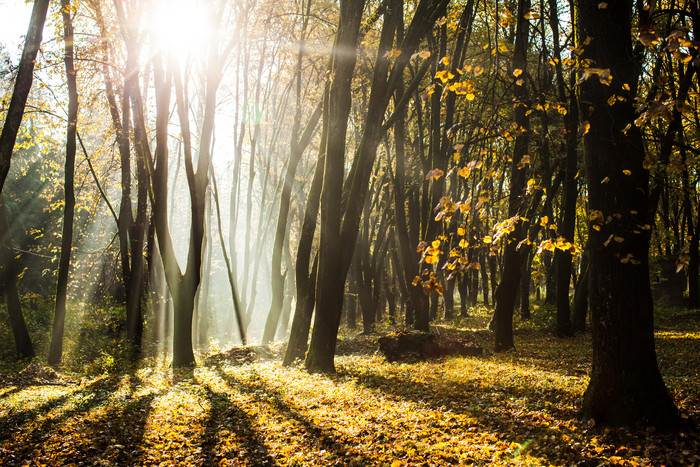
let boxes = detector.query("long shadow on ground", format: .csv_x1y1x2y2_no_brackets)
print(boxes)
213,367,379,466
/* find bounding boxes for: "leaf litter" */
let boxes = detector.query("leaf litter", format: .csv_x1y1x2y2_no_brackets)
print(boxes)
1,313,699,466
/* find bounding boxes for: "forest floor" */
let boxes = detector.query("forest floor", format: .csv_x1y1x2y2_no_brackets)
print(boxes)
1,306,699,466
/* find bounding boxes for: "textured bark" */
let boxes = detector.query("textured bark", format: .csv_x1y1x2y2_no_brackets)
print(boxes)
578,0,680,429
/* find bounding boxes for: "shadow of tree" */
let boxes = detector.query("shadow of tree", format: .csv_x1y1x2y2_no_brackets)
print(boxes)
335,362,592,464
197,382,278,466
0,374,127,464
213,367,378,465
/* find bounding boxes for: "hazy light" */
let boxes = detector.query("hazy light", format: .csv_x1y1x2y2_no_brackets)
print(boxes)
151,0,213,60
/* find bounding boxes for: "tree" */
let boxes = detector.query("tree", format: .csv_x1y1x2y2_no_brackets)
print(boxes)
578,0,681,429
48,0,79,367
0,0,49,361
0,0,50,194
492,0,532,352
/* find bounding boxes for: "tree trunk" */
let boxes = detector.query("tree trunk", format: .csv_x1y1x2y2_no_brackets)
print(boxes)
493,0,531,352
0,0,50,194
48,0,78,366
304,0,367,373
0,199,33,358
578,0,680,429
551,0,579,337
571,247,589,333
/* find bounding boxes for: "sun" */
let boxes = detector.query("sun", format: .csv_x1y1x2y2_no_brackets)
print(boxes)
151,0,213,60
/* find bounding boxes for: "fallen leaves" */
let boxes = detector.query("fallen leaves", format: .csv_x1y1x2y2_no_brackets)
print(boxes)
1,312,699,466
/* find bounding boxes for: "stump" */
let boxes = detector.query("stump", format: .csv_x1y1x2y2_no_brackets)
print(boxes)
378,331,482,362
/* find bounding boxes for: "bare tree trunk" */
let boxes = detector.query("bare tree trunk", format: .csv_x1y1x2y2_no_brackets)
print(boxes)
0,199,33,358
0,0,50,194
493,0,531,352
48,0,78,366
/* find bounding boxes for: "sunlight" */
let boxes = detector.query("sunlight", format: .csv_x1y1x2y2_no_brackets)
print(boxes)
151,0,213,60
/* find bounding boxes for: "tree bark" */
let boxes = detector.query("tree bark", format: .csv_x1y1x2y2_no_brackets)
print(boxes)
578,0,680,429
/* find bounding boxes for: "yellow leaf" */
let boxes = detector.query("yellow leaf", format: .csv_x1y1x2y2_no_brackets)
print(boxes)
457,227,466,236
483,236,493,244
418,50,431,59
513,68,523,77
426,168,445,180
474,66,484,76
424,255,438,264
540,215,548,226
440,56,450,66
601,176,610,184
598,2,608,8
613,236,624,242
431,240,441,248
578,121,591,137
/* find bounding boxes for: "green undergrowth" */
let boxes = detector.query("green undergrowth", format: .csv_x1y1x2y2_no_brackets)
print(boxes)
1,310,699,466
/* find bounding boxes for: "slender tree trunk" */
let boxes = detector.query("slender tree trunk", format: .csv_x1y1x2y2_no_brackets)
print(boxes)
571,246,589,333
578,0,680,429
0,199,33,358
0,0,49,360
493,0,531,352
283,118,327,366
551,0,578,337
263,106,321,344
0,0,50,194
48,0,78,366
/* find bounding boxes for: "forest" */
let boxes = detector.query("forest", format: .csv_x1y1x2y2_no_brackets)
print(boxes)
1,0,699,464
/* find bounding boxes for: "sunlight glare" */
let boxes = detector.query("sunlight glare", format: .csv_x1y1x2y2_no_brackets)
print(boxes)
152,0,213,59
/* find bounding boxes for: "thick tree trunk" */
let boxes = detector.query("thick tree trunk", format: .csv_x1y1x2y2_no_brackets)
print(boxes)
48,0,78,366
304,0,367,373
578,0,680,429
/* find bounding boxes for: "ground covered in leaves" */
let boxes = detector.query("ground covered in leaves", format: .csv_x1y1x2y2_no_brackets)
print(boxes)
1,308,699,466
